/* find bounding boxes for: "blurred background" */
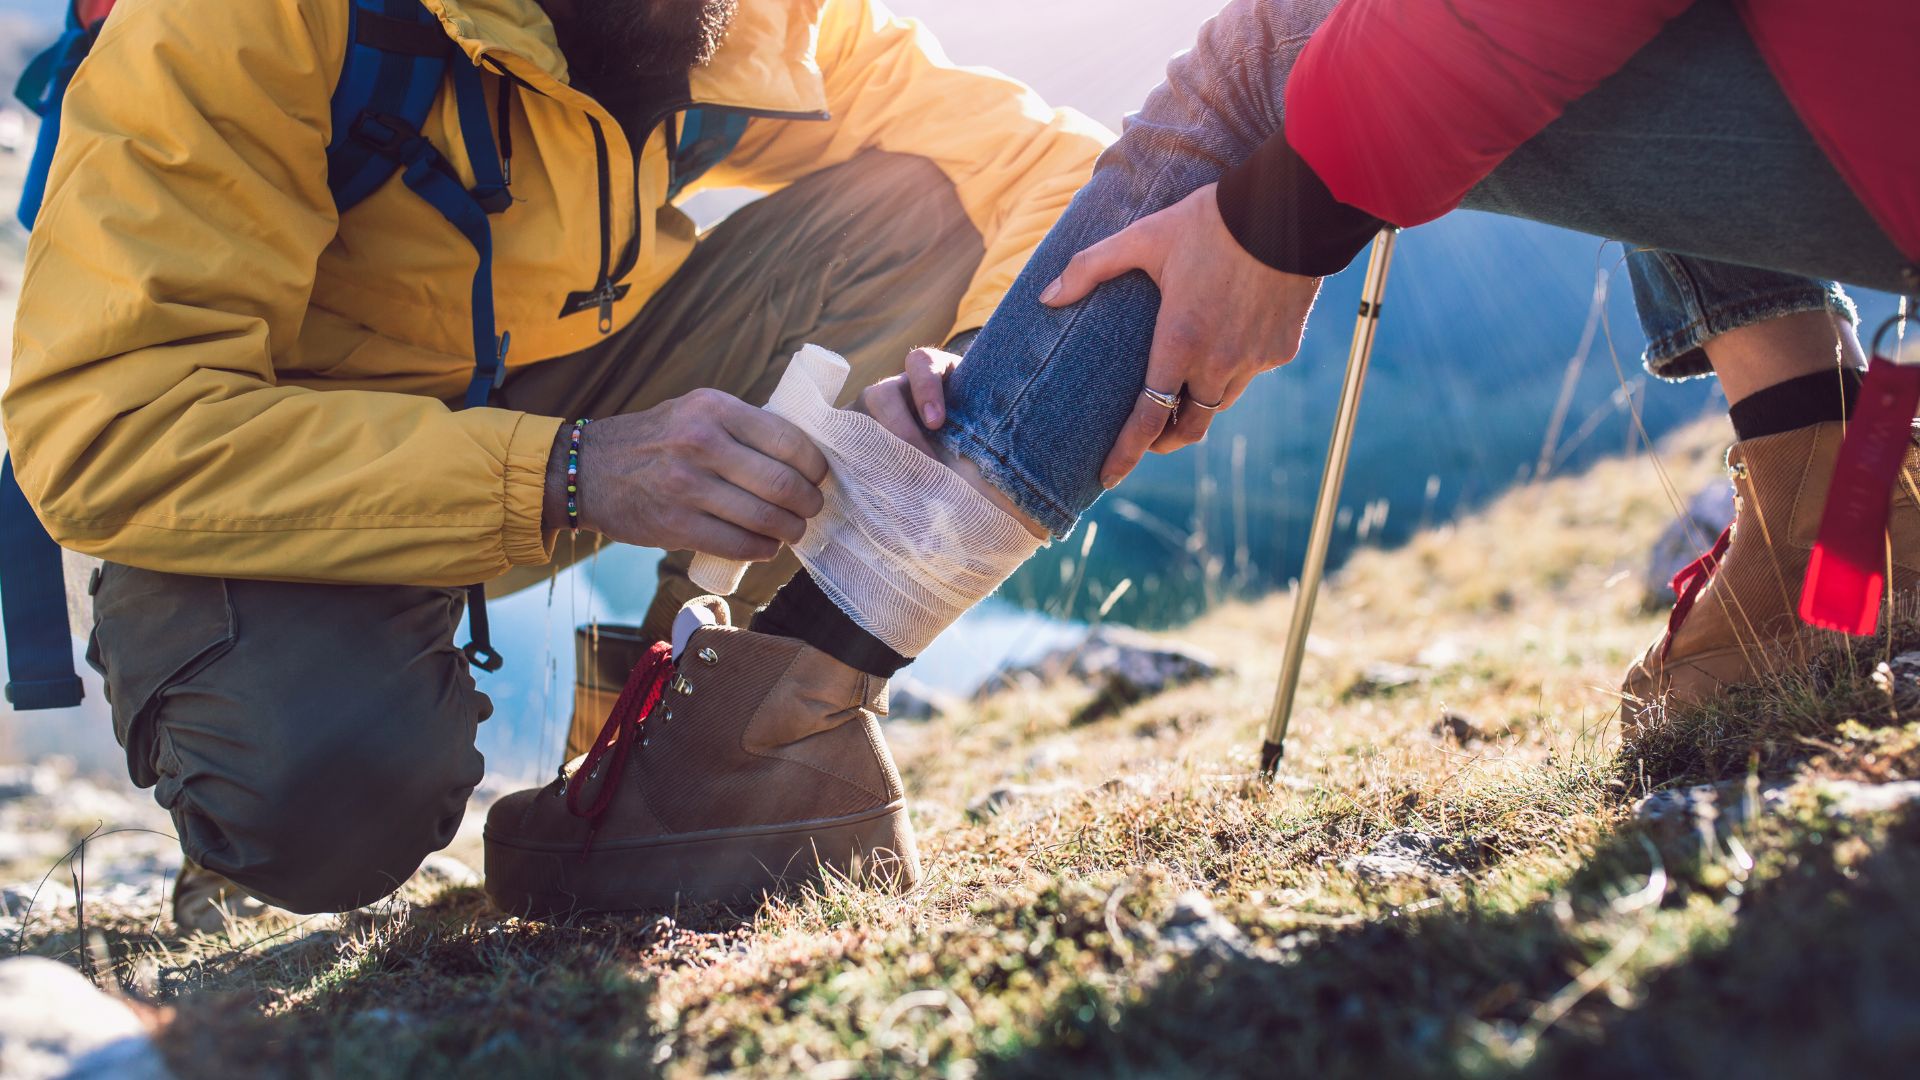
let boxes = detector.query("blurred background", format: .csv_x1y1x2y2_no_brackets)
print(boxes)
0,0,1901,781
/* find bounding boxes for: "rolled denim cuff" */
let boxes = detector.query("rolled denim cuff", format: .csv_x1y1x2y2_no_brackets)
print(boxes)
939,417,1082,540
1626,249,1858,382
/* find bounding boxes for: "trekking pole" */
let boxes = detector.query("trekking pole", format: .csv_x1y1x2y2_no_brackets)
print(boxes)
1260,228,1398,779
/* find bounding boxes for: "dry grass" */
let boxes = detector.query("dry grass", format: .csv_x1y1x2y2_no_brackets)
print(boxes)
14,415,1920,1077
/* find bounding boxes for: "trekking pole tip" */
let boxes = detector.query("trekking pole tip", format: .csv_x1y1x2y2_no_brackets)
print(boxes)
1259,739,1285,780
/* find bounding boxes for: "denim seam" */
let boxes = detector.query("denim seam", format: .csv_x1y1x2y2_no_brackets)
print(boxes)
940,418,1077,539
978,150,1185,443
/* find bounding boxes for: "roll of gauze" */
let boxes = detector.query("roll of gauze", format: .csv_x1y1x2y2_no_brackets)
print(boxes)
689,345,1040,656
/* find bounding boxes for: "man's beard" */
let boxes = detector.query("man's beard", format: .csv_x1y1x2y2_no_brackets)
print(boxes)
555,0,740,88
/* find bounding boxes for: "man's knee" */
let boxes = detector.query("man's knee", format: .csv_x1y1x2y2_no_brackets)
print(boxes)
181,703,485,914
92,569,489,914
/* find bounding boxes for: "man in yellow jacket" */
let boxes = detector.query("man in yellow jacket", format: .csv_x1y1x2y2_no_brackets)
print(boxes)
4,0,1106,923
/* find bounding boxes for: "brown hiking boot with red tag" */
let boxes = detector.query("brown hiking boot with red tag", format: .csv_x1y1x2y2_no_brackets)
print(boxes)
484,598,920,919
1622,421,1920,730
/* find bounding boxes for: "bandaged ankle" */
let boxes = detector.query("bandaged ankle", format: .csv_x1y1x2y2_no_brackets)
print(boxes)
691,346,1042,656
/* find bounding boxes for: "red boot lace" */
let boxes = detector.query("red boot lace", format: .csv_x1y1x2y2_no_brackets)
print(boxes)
565,639,675,850
1661,524,1732,661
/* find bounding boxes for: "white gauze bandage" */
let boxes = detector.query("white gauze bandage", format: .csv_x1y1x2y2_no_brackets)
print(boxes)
690,345,1042,656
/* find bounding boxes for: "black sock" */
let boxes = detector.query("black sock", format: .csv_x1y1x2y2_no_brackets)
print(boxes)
751,571,912,677
1728,367,1864,443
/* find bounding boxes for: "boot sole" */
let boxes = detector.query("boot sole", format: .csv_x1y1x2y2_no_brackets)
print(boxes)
483,801,919,919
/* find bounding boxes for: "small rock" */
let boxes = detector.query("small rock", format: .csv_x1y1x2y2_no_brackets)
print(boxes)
352,1008,417,1027
885,676,962,722
2,882,76,920
1431,712,1481,743
1415,640,1467,668
1344,662,1425,699
1872,652,1920,712
1644,483,1736,607
411,854,480,891
1342,831,1467,882
1158,891,1250,959
1634,780,1789,838
0,765,58,802
1024,743,1070,772
1098,774,1155,797
965,781,1076,822
0,957,172,1080
1820,779,1920,818
987,628,1221,723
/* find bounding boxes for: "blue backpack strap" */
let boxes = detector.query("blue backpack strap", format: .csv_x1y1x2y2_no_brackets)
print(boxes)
3,1,96,709
327,0,509,410
14,2,102,229
326,0,512,671
1,456,84,710
668,108,751,200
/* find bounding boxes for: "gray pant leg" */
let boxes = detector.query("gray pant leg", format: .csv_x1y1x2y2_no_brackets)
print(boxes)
1463,0,1906,293
496,150,985,638
88,564,489,914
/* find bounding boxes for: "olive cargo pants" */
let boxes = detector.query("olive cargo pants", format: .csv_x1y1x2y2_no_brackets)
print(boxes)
89,152,983,913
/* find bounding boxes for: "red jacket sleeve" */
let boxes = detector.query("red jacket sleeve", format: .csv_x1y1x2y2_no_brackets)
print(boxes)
1289,0,1694,227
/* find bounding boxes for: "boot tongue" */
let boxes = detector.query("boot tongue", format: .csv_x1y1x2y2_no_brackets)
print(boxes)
671,595,730,660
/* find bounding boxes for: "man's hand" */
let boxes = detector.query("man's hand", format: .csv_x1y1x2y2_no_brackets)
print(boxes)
544,389,829,561
1039,182,1323,488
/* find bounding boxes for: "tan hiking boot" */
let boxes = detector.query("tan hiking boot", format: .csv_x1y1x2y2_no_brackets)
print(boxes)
485,598,921,918
172,857,270,935
1622,421,1920,729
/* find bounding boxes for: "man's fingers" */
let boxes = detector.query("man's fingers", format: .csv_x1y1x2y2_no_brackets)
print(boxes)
1099,394,1175,488
720,402,829,485
697,477,809,546
683,510,783,562
711,441,825,519
1040,221,1153,308
905,348,951,428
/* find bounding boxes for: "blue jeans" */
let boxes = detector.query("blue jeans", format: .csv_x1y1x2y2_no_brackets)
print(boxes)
940,0,1901,538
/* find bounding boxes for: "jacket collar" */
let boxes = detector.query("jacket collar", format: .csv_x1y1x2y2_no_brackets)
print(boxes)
424,0,829,117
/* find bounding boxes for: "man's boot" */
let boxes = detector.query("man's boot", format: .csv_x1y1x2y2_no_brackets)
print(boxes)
486,598,921,918
564,624,652,762
172,857,270,935
1622,421,1920,729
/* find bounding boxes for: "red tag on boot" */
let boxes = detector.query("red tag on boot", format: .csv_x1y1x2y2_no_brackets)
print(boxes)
1800,355,1920,635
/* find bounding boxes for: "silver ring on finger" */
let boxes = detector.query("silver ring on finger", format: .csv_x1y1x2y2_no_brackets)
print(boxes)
1141,386,1181,410
1185,394,1225,412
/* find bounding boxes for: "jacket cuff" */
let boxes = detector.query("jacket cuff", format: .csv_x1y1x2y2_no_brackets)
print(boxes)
502,412,564,567
1216,131,1386,278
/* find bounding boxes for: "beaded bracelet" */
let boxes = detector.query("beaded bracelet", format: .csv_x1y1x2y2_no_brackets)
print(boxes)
566,418,590,534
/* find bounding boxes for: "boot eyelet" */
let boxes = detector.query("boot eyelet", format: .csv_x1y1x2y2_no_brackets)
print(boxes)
641,736,651,748
662,708,674,723
672,674,694,696
1729,461,1750,481
698,647,719,665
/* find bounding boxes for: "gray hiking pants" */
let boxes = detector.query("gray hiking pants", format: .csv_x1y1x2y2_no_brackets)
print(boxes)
89,151,982,914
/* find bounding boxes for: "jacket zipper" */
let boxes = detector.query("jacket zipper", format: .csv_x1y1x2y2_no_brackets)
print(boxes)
482,57,830,335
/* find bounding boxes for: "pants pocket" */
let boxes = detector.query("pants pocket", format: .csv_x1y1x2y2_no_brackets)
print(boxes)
88,564,237,789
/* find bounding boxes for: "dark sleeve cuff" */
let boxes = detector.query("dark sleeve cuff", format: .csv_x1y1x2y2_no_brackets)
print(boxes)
1216,131,1386,277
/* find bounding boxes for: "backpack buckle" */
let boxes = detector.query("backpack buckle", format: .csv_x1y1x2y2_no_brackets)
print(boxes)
349,112,429,163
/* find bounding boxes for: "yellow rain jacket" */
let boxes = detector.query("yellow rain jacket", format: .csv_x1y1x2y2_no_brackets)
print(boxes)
4,0,1109,586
